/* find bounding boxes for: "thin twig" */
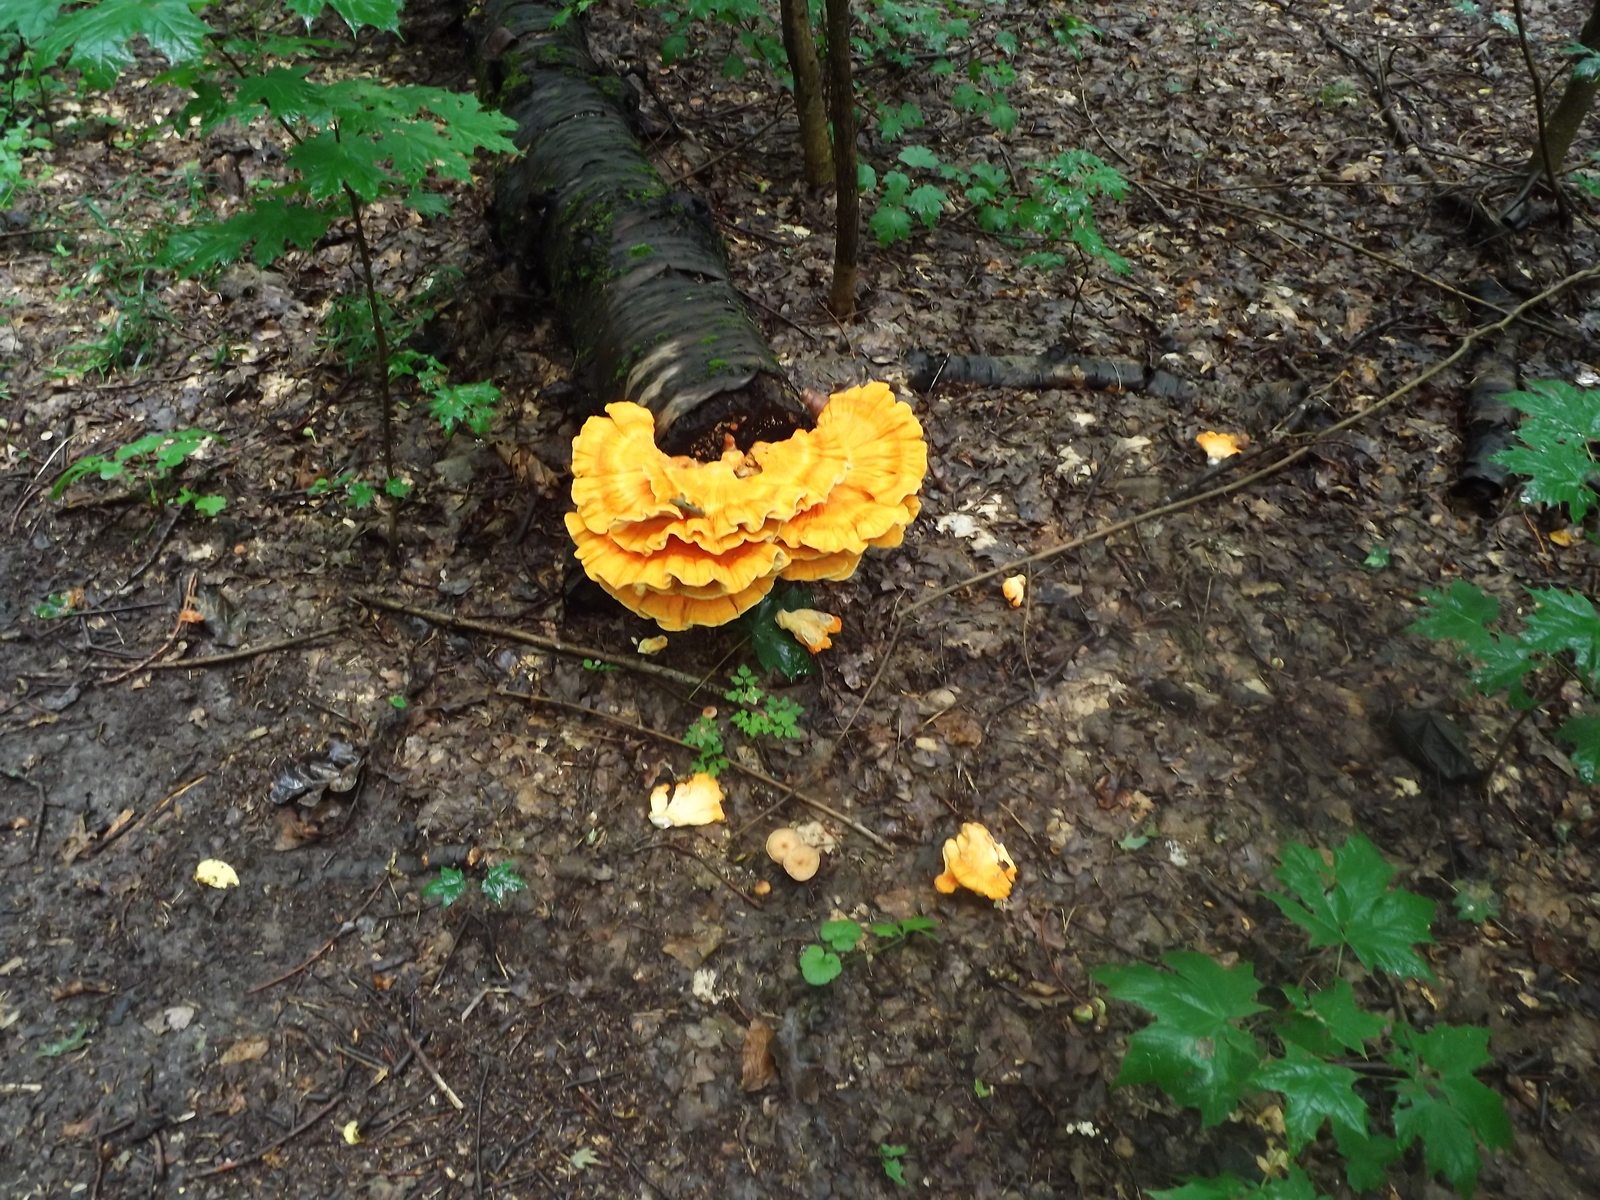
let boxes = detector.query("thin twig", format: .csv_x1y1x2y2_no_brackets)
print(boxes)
350,592,704,689
102,575,199,684
91,774,208,857
143,624,345,670
498,688,890,850
400,1024,463,1110
248,876,389,993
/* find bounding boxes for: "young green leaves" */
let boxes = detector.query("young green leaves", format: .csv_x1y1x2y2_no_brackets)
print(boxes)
1489,379,1600,523
1097,835,1510,1198
1267,835,1437,980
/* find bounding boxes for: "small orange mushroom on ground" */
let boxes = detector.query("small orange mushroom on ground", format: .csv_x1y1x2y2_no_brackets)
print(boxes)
1196,430,1244,464
1001,575,1026,608
565,382,927,630
775,608,842,652
766,827,821,880
934,822,1017,900
649,773,726,828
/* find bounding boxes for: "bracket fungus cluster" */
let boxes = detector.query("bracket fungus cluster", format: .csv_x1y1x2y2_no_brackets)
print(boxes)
565,382,927,630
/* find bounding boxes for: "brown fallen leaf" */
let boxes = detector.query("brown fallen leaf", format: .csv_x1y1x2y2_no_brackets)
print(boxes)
220,1036,271,1066
741,1018,776,1092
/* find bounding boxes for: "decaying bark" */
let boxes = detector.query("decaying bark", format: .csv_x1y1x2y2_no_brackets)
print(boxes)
481,0,809,457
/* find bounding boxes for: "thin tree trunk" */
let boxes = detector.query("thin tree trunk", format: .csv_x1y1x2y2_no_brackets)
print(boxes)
825,0,857,318
480,0,810,457
780,0,831,185
1506,0,1600,218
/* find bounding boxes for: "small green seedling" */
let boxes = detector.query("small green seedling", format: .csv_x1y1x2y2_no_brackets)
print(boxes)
680,665,805,777
38,1022,93,1057
51,429,225,513
422,862,527,909
973,1078,992,1098
878,1143,908,1186
1452,880,1501,924
581,658,619,673
387,695,408,710
800,916,939,987
1363,544,1391,569
307,472,412,510
33,592,82,620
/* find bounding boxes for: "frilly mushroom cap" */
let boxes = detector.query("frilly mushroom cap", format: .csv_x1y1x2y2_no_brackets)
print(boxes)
565,384,927,630
933,822,1018,899
649,772,727,828
775,608,842,653
1002,575,1026,608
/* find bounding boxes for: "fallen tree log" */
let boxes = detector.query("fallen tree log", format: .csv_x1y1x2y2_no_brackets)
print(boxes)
480,0,808,458
906,348,1197,402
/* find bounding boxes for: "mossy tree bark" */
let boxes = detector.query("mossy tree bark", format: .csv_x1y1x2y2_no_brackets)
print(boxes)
780,0,831,186
825,0,858,318
481,0,810,457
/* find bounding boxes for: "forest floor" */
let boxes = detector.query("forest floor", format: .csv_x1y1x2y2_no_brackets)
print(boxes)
2,0,1599,1197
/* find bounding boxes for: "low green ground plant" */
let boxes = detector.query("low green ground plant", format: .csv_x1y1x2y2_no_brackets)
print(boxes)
798,915,938,986
422,861,527,908
1093,834,1510,1198
50,428,227,514
1413,379,1600,782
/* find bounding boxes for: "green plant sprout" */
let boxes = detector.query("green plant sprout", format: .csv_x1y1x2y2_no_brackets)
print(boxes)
1413,380,1600,782
50,429,226,514
1093,834,1511,1198
422,862,527,909
680,665,805,778
878,1142,909,1187
307,472,412,510
799,916,939,987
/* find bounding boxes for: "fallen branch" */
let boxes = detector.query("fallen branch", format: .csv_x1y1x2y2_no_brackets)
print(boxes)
901,261,1600,618
349,592,706,691
144,625,346,670
400,1024,463,1110
497,688,890,850
102,574,198,684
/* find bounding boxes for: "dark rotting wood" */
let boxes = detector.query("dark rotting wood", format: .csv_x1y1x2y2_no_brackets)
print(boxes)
906,348,1197,402
480,0,810,459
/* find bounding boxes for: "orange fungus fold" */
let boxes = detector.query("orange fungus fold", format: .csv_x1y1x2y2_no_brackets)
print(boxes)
934,822,1018,900
565,382,927,630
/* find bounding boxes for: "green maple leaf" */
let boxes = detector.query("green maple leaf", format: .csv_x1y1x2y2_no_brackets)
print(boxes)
871,204,913,246
1558,713,1600,783
1494,433,1599,522
292,132,391,201
906,184,947,227
1267,836,1436,980
36,0,212,88
228,65,332,124
284,0,402,34
1389,1023,1512,1196
1411,581,1499,655
2,0,63,41
1252,1045,1369,1154
1499,380,1600,437
897,144,941,171
1331,1117,1402,1192
1520,588,1600,685
1277,979,1386,1057
163,199,332,273
1093,951,1265,1127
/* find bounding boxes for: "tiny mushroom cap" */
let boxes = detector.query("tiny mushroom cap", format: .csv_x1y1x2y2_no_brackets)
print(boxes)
782,843,821,881
1001,575,1026,608
766,827,804,862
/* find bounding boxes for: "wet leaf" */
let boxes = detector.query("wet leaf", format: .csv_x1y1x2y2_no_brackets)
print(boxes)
740,1017,776,1091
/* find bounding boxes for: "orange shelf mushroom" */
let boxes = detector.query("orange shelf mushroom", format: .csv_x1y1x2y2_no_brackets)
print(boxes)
565,382,927,630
